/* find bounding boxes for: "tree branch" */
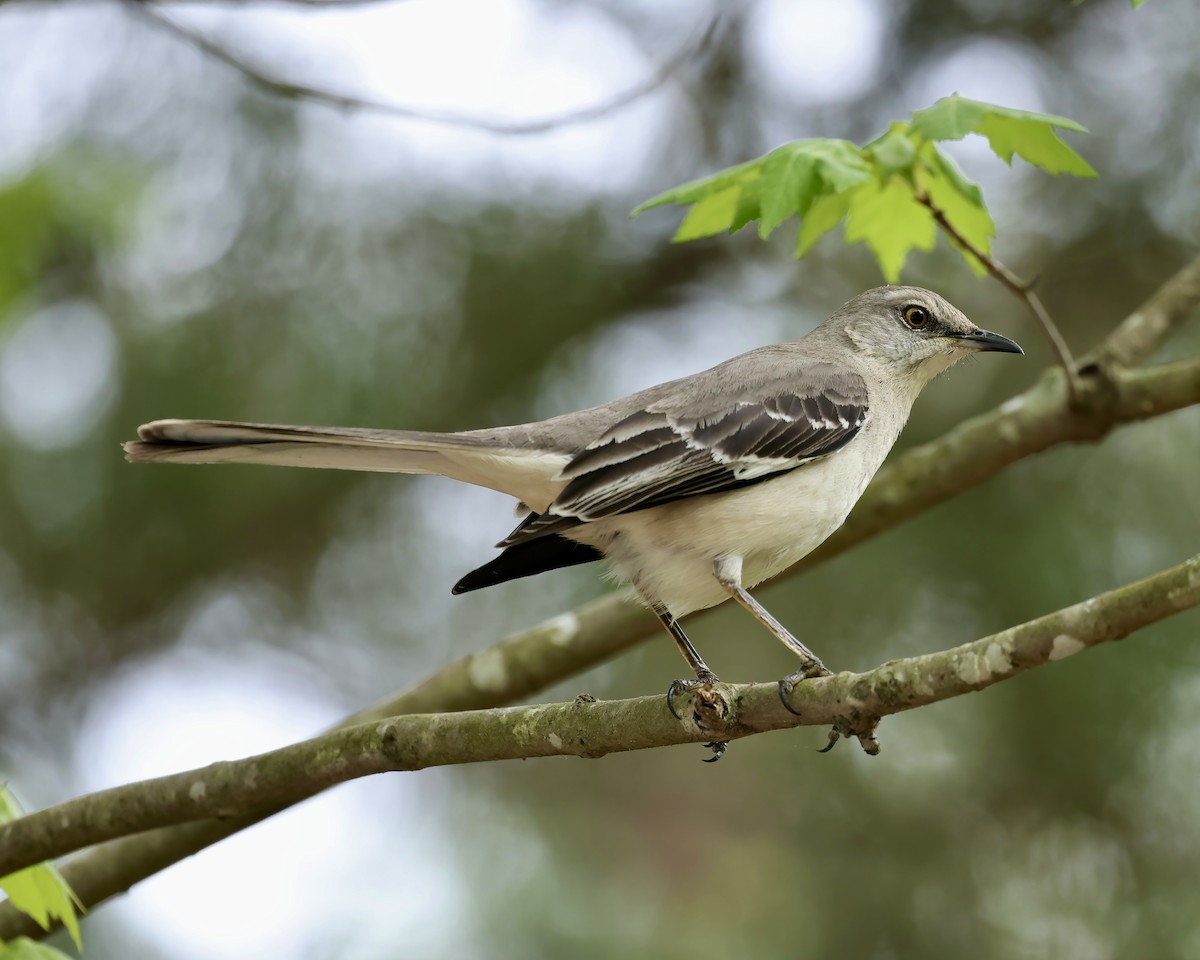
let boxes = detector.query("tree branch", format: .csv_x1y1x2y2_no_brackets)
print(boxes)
128,2,718,136
1,259,1198,941
1087,254,1200,369
2,554,1197,878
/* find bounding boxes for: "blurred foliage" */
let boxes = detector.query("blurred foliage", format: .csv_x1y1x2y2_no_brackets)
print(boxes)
0,0,1198,958
0,156,137,324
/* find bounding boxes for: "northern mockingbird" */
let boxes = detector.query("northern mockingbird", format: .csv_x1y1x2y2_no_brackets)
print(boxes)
126,285,1021,756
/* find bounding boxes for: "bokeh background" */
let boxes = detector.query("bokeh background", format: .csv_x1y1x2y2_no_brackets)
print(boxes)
2,0,1199,957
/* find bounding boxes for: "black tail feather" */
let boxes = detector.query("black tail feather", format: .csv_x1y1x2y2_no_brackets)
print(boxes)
452,535,602,594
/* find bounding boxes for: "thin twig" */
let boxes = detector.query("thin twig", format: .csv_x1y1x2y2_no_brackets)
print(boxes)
916,192,1081,402
127,2,719,135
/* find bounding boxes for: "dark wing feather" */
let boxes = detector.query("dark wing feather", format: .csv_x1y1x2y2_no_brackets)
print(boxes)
500,365,869,547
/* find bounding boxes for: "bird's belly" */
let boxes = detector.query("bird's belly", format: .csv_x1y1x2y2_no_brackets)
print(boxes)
572,451,875,617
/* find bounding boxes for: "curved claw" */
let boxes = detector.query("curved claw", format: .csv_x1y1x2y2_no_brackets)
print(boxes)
665,672,719,722
665,679,691,721
817,719,880,755
778,665,833,719
666,675,728,762
778,677,803,717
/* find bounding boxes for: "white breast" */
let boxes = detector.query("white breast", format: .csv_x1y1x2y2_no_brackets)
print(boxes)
569,399,908,617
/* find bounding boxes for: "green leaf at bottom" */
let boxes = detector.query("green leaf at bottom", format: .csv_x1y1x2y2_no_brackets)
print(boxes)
844,177,936,282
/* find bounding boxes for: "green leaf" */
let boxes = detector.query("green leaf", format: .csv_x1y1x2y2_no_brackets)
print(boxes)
910,96,990,141
924,146,983,206
635,139,868,242
0,937,76,960
803,139,872,191
910,95,1095,179
631,158,762,216
671,186,742,242
977,114,1098,177
0,868,84,952
867,124,918,176
844,176,936,282
921,147,995,275
0,787,85,951
794,189,855,258
912,94,1087,141
729,183,764,234
758,147,820,239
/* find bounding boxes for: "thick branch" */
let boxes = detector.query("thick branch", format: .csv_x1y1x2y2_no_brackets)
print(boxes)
130,3,717,136
1087,254,1200,368
1,280,1198,940
2,554,1197,878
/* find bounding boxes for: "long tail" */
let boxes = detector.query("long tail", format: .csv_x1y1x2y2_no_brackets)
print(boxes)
124,419,569,511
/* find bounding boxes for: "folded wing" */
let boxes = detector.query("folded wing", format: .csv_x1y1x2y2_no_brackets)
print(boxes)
500,363,869,546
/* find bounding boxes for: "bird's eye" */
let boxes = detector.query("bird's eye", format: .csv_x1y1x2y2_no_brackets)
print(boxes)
903,305,930,329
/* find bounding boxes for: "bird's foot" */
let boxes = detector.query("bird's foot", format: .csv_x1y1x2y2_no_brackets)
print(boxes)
776,665,879,756
818,715,881,756
777,661,834,716
701,741,728,763
666,673,729,762
666,672,719,720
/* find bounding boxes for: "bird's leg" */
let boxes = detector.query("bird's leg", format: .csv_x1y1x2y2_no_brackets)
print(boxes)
713,558,858,749
650,603,728,763
653,604,719,685
712,556,832,682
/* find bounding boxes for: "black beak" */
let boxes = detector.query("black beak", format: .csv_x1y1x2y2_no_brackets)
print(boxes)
954,328,1024,355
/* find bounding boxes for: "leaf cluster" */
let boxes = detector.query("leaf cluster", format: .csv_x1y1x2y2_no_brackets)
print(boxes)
634,95,1096,281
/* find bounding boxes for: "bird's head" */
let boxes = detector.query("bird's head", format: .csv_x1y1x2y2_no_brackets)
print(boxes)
833,285,1023,388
